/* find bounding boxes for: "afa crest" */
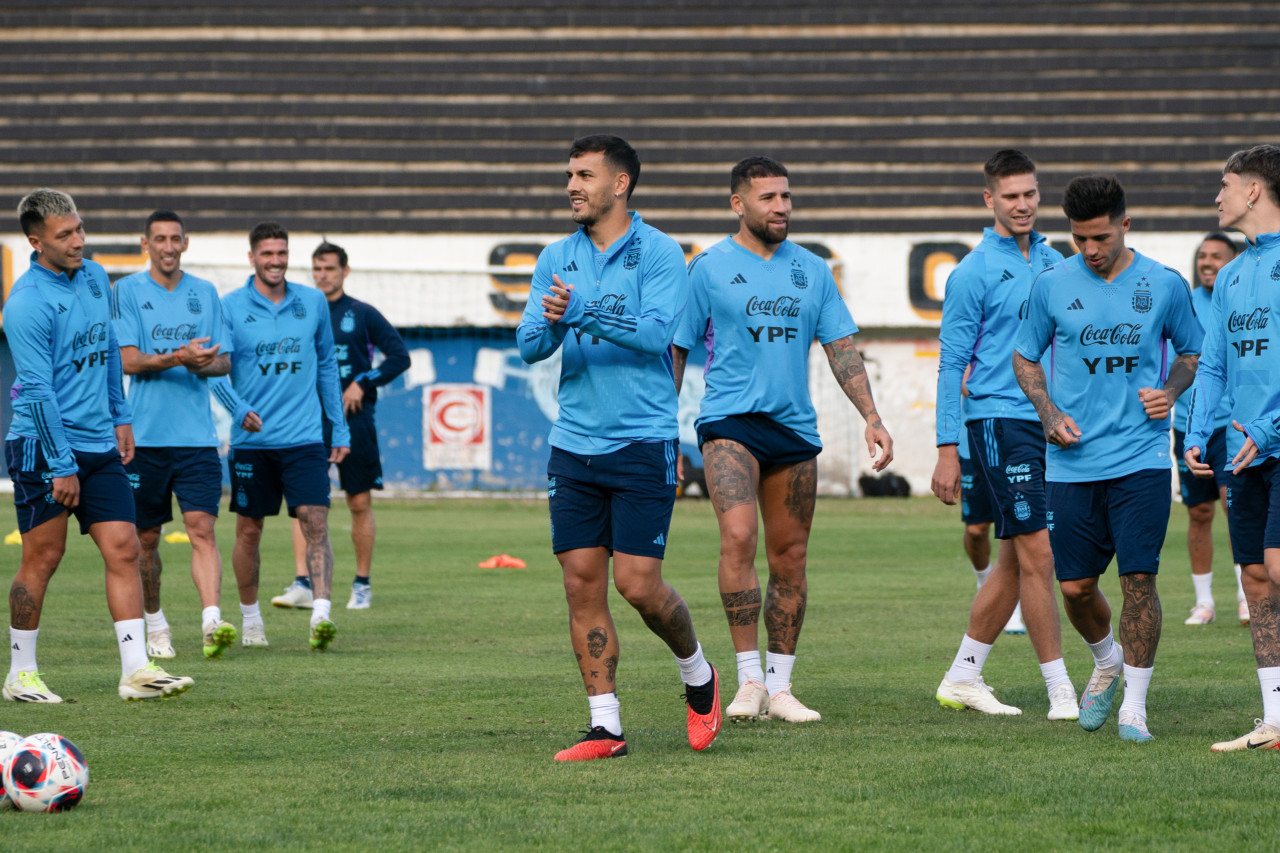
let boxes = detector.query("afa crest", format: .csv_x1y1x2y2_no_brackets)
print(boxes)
292,301,307,320
623,246,642,270
1271,262,1280,281
1014,499,1031,521
1132,290,1152,313
85,277,102,299
340,311,355,333
187,293,202,315
790,261,808,290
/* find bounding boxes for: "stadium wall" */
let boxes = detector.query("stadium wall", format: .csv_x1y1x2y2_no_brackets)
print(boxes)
0,229,1215,494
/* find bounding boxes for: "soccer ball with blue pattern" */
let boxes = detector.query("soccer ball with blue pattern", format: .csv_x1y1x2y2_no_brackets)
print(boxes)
2,732,88,812
0,730,22,809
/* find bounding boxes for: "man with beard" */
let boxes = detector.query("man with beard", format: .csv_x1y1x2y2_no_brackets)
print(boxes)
518,135,720,761
217,222,349,653
672,156,893,723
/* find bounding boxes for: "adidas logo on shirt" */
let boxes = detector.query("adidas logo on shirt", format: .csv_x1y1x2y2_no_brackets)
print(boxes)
244,315,257,323
731,273,748,285
1067,298,1084,311
56,303,68,314
563,260,579,272
141,301,154,310
653,533,665,546
1000,270,1014,282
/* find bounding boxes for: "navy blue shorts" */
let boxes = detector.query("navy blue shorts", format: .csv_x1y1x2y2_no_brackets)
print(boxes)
966,418,1047,539
228,444,331,518
324,414,383,495
1174,427,1229,507
547,440,678,559
1047,468,1171,581
1224,457,1280,565
6,437,135,535
698,413,820,468
126,446,222,528
960,452,994,526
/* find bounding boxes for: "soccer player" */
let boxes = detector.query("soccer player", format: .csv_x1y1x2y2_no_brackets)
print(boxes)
4,189,193,702
1015,174,1202,743
114,210,239,660
218,222,349,652
277,242,410,611
959,393,1024,634
1185,144,1280,751
931,150,1077,719
671,155,893,723
1173,233,1246,625
518,134,720,761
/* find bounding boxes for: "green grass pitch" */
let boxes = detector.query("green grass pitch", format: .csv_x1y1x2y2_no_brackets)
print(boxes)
1,497,1277,851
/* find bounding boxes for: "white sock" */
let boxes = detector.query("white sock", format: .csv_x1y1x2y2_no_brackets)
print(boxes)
1085,631,1123,670
974,564,991,589
946,634,992,683
311,598,332,625
1237,564,1246,600
240,601,262,624
144,609,169,632
201,606,221,628
1260,667,1280,728
1118,664,1153,722
1039,658,1072,694
9,627,38,680
735,651,764,686
675,642,712,687
1191,572,1214,607
587,692,623,736
765,652,796,696
115,618,150,677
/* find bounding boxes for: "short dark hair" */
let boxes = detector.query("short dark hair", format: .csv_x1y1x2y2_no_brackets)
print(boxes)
568,134,641,199
249,221,288,250
1061,174,1126,222
731,156,789,196
984,149,1037,188
144,209,184,237
1199,231,1240,256
313,240,348,268
17,188,76,237
1224,144,1280,207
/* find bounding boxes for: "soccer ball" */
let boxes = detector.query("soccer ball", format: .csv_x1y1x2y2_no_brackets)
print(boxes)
0,730,22,809
2,732,89,812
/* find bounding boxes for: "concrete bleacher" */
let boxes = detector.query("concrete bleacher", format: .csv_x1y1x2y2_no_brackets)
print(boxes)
1,2,1277,235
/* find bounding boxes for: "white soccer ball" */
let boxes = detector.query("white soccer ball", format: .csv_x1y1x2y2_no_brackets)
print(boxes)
0,730,22,809
2,732,89,812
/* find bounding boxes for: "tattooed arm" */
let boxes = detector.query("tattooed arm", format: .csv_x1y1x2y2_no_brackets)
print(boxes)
823,336,893,471
672,345,688,395
1012,352,1081,447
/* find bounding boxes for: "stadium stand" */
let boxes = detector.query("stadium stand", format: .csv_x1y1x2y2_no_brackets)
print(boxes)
1,2,1278,235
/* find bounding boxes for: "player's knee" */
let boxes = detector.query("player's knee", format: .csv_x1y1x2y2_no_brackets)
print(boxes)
1058,578,1095,604
184,517,217,548
1187,501,1215,526
19,542,64,576
136,526,162,551
719,524,757,559
768,540,808,576
613,573,661,610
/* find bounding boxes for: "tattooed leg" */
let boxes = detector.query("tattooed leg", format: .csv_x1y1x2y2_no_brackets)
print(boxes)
1119,573,1161,668
136,526,163,613
1246,558,1280,667
759,459,815,655
704,439,763,651
560,546,620,696
296,505,333,602
10,514,69,630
